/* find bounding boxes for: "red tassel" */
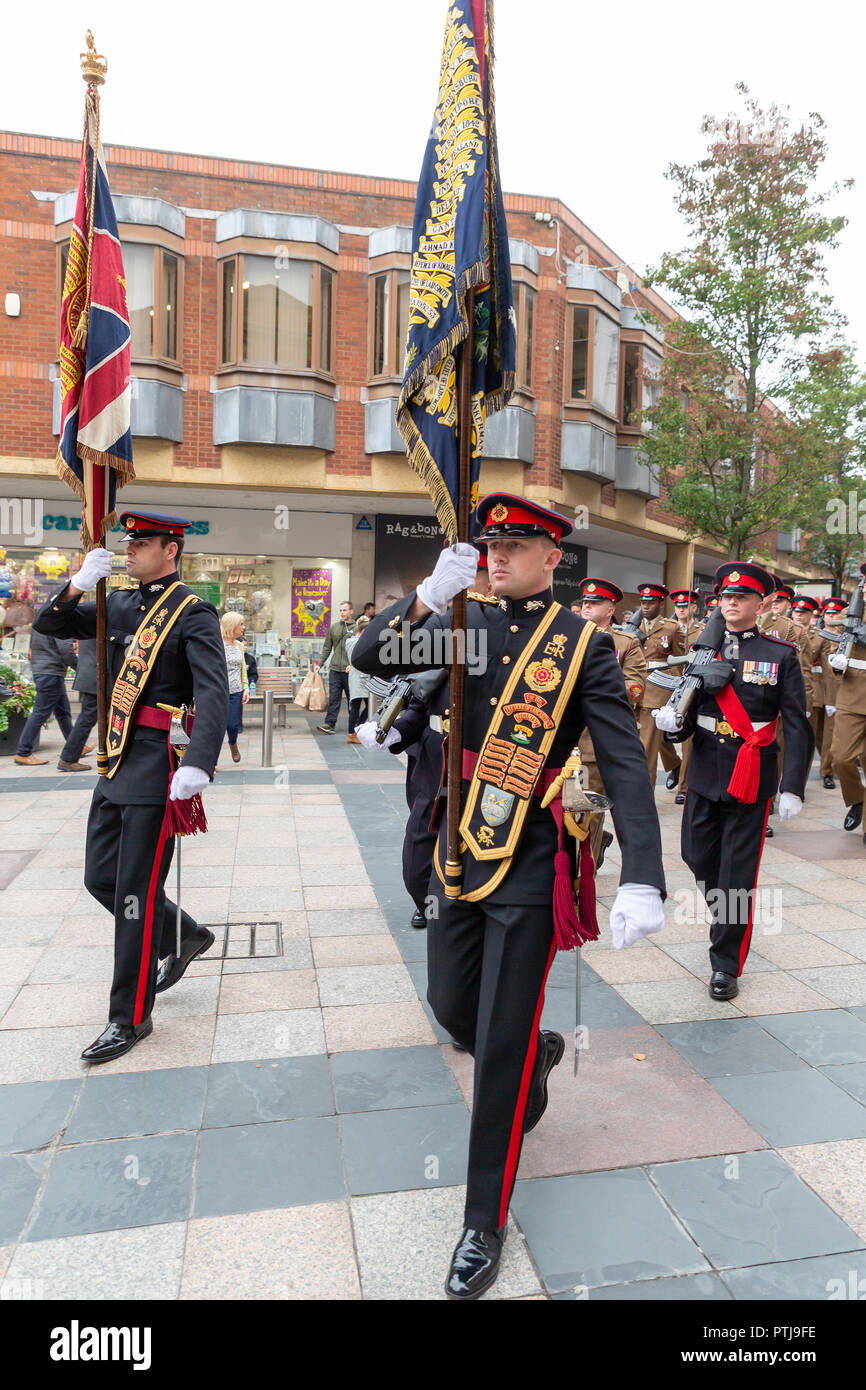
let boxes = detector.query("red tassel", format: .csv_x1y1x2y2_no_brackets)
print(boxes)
161,783,208,839
576,837,600,944
726,741,760,804
552,850,581,951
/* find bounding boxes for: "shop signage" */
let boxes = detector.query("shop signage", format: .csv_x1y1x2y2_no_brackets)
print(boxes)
374,514,446,611
355,516,372,531
291,568,332,638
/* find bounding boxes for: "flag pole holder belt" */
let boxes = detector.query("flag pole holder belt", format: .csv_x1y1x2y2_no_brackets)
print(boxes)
133,704,196,735
697,715,771,737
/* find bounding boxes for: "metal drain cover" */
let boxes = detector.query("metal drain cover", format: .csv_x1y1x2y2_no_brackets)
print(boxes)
201,922,283,960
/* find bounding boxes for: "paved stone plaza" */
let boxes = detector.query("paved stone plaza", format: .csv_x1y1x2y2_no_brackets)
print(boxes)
1,707,866,1300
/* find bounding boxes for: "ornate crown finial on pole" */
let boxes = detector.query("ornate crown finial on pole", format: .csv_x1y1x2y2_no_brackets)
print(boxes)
80,31,107,86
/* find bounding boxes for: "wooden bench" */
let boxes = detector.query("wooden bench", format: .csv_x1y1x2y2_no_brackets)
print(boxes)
244,669,296,728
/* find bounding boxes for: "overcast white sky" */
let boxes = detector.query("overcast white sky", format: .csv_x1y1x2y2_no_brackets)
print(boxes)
4,0,863,358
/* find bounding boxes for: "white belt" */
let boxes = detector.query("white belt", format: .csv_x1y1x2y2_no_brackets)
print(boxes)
648,660,668,670
429,714,445,732
697,716,773,735
811,665,823,673
847,658,866,670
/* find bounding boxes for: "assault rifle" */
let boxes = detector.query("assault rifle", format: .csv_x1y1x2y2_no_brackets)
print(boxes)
818,584,866,658
367,668,449,744
645,608,733,728
613,612,647,645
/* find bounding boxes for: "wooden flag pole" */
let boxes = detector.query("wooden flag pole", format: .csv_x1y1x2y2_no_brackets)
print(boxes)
444,287,476,898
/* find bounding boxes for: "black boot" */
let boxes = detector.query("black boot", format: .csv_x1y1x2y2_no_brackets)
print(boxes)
81,1017,153,1063
410,908,426,929
665,768,681,790
445,1225,506,1300
709,970,738,1001
596,831,613,870
844,803,863,832
823,775,835,790
524,1031,565,1133
155,928,215,994
675,791,686,805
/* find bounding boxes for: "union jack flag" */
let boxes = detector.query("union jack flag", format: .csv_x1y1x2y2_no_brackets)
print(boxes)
56,86,134,545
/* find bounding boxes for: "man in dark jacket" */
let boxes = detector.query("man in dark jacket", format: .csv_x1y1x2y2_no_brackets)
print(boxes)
316,601,356,734
14,631,77,766
57,638,98,771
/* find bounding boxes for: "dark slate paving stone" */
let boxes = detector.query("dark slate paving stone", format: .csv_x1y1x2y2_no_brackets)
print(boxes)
547,953,599,989
754,1010,866,1067
710,1069,866,1147
330,1045,460,1114
656,1018,807,1078
339,1103,470,1196
0,1153,45,1242
393,930,430,964
0,1079,81,1153
820,1062,866,1105
721,1250,866,1299
554,1272,732,1301
512,1169,710,1293
194,1117,344,1217
542,982,643,1033
65,1067,208,1143
202,1056,334,1129
647,1151,865,1270
26,1133,197,1242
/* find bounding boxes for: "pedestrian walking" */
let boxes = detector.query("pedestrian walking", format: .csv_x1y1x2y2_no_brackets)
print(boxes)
220,611,249,763
13,630,77,767
57,637,98,771
345,615,371,743
316,601,356,735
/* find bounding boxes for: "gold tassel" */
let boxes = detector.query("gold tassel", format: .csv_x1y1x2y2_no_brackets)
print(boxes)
71,311,89,351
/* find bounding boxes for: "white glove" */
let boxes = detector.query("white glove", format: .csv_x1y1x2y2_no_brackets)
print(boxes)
829,652,849,673
71,547,113,593
652,706,682,734
170,764,210,801
610,883,665,949
416,543,479,615
825,705,836,717
778,792,803,821
356,720,401,751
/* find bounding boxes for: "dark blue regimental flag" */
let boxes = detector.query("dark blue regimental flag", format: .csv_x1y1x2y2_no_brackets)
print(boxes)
397,0,516,541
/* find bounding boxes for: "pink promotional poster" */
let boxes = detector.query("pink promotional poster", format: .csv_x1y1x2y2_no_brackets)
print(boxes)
291,567,332,637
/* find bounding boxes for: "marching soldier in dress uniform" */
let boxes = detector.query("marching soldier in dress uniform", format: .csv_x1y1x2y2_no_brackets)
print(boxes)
757,580,814,835
669,590,703,806
577,577,646,794
637,582,682,790
32,511,228,1062
655,562,813,1001
792,595,835,790
828,567,866,838
705,594,720,613
352,492,666,1300
817,597,847,789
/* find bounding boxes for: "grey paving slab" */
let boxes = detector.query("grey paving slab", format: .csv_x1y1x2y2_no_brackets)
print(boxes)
203,1055,334,1128
194,1117,345,1217
646,1150,865,1269
0,1079,81,1153
710,1068,866,1147
512,1168,710,1293
820,1063,866,1105
330,1045,461,1114
655,1018,807,1078
754,1009,866,1066
542,982,643,1033
339,1103,470,1196
64,1067,209,1144
720,1250,866,1300
25,1133,197,1242
392,930,430,964
5,1221,187,1300
0,1152,46,1242
556,1272,732,1300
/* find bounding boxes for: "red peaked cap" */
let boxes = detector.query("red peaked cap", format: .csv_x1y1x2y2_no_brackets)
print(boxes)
119,510,191,539
822,597,846,612
715,561,775,597
792,595,819,613
638,582,668,601
670,589,700,604
578,577,623,604
475,492,572,544
705,595,721,609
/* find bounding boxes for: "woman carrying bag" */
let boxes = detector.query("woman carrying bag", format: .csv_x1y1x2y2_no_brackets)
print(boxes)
220,611,249,763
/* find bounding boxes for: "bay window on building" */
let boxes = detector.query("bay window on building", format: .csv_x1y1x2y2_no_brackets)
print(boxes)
57,240,181,364
219,254,333,373
514,280,535,390
369,269,410,378
566,303,619,414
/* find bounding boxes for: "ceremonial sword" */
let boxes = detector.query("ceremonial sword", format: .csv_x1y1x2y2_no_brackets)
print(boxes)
157,703,190,956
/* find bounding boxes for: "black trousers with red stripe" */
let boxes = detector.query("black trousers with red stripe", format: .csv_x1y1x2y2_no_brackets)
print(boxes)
84,786,200,1027
427,896,555,1230
681,791,772,977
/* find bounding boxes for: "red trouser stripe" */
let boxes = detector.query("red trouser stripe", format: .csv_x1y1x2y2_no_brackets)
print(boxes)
738,798,772,976
497,936,557,1230
133,820,170,1026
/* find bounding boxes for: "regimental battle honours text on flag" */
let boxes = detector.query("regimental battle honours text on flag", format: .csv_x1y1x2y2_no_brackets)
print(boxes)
397,0,516,541
56,72,134,547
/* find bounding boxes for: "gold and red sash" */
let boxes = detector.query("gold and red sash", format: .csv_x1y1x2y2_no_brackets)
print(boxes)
435,606,594,901
104,582,199,780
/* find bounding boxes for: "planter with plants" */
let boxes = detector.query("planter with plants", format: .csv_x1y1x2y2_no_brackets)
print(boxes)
0,664,37,755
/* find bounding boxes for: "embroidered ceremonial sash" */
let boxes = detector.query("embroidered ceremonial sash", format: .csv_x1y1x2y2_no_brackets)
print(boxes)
714,681,778,803
104,582,199,780
455,608,595,891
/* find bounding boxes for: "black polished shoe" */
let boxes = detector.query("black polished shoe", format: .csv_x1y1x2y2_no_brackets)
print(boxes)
596,830,613,870
709,970,739,1001
410,908,426,929
844,803,863,832
445,1225,506,1300
665,769,681,791
823,775,836,790
675,791,686,805
81,1017,153,1063
524,1030,565,1133
155,928,215,994
764,823,774,838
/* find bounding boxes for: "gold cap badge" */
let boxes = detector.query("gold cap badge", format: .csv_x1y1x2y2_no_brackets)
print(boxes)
728,570,740,583
490,503,508,524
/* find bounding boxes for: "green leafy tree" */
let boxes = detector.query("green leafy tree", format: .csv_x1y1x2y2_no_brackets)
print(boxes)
642,85,851,559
